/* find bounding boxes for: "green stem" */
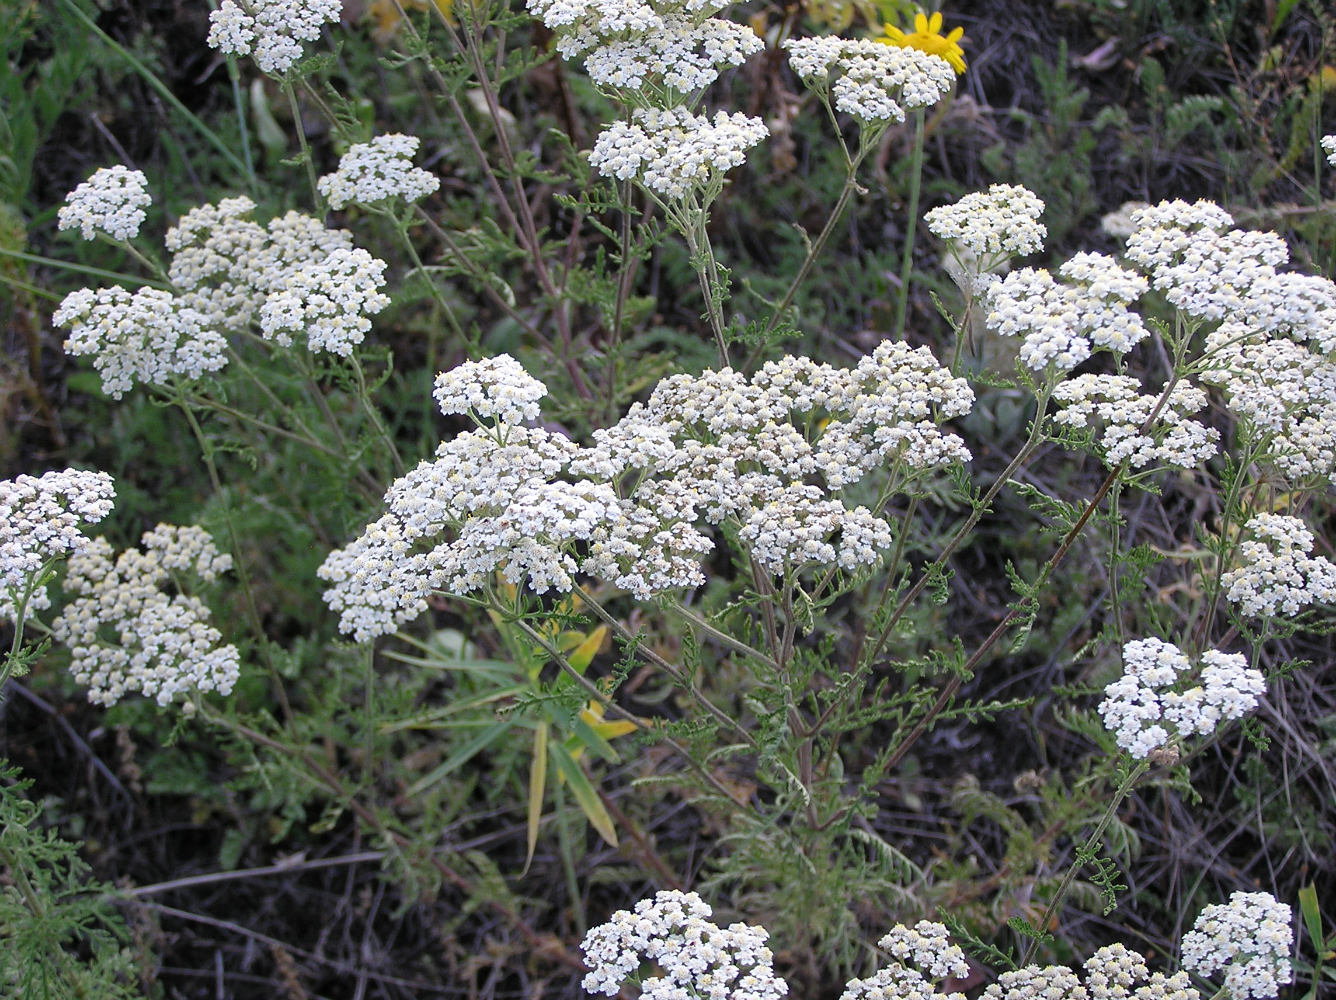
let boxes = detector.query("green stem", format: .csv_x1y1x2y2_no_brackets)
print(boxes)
281,80,322,207
893,109,927,339
1020,761,1149,966
56,0,254,186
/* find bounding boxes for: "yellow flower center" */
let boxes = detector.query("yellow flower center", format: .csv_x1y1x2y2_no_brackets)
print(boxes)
879,10,967,75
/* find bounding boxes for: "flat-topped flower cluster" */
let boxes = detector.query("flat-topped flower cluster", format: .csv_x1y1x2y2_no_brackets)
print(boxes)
319,346,974,641
52,524,239,707
1,469,116,622
207,0,343,75
1097,637,1265,759
528,0,766,200
53,178,392,397
784,35,957,126
581,890,788,1000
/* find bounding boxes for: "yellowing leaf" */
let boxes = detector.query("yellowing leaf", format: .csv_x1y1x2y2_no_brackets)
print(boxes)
567,625,608,674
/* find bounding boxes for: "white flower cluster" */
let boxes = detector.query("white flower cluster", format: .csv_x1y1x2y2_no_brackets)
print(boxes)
1200,323,1336,482
321,345,972,639
926,184,1047,280
984,253,1148,373
57,165,151,242
785,37,956,124
983,946,1199,1000
1181,892,1293,1000
581,890,789,1000
317,134,440,210
589,108,768,198
207,0,343,75
1322,134,1336,167
53,286,229,398
1,469,116,622
51,525,239,707
1221,513,1336,617
1097,637,1264,759
432,354,548,424
258,247,389,355
527,0,685,60
582,15,762,94
1052,374,1218,470
167,196,356,331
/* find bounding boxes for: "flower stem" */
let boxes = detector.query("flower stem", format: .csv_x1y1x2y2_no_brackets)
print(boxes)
893,109,927,338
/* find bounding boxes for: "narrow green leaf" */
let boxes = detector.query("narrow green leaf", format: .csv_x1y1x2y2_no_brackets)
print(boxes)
569,714,621,764
405,720,513,797
550,742,618,848
524,721,549,875
1299,883,1324,951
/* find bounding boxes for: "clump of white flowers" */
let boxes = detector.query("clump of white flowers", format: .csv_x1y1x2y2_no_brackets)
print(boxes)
1052,374,1218,470
57,165,151,242
582,16,762,94
1221,513,1336,617
54,188,392,392
1097,637,1264,759
785,36,957,125
320,345,973,640
1181,892,1293,1000
51,525,240,707
53,286,229,398
317,134,440,210
589,108,768,199
841,920,969,1000
257,247,390,356
52,526,241,704
926,184,1047,285
984,253,1148,374
207,0,343,75
984,946,1199,1000
1321,134,1336,168
580,890,789,1000
529,0,766,203
1,469,116,622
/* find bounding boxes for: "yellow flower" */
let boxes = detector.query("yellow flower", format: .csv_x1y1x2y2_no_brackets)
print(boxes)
879,10,966,75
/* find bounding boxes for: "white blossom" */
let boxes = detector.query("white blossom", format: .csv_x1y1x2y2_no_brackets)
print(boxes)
317,133,440,210
258,247,389,355
589,108,768,199
432,354,548,424
582,16,762,94
1097,638,1264,759
1,469,116,621
51,526,239,707
581,890,789,1000
1052,374,1218,470
54,286,229,398
785,37,955,124
207,0,343,74
58,165,151,242
1181,892,1293,1000
1321,134,1336,168
1221,513,1336,617
926,184,1047,272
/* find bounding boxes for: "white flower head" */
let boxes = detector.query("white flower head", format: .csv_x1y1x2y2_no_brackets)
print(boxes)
1322,134,1336,168
926,184,1047,268
1181,891,1293,1000
1222,513,1336,617
54,286,229,398
786,37,955,124
51,525,239,707
1097,637,1264,759
581,890,789,1000
58,165,151,242
1,469,116,622
582,16,762,94
207,0,343,74
432,354,549,424
317,133,440,210
257,246,389,355
589,108,768,199
1052,374,1218,470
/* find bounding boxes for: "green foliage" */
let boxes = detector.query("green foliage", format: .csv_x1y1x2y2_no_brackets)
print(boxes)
0,762,143,999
